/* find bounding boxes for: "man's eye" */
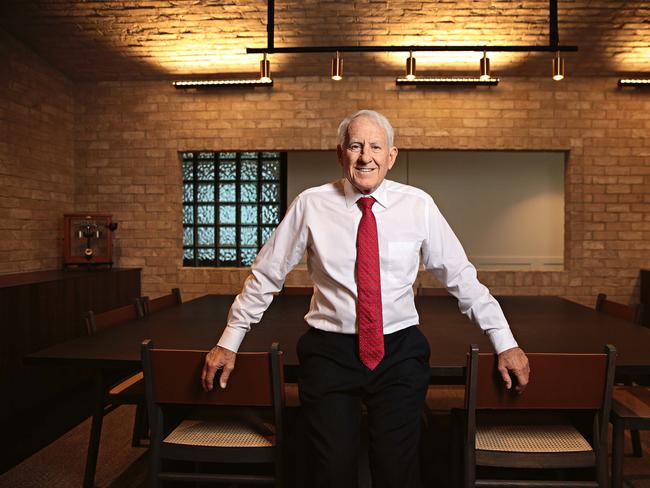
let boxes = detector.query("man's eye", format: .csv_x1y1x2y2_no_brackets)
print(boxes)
371,146,381,151
349,144,362,151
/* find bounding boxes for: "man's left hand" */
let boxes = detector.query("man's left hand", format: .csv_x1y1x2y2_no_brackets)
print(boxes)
497,347,530,393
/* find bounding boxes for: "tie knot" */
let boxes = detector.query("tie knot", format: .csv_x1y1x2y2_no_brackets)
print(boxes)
357,197,375,211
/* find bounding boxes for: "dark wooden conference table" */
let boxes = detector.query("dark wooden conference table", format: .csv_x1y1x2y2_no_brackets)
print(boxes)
26,293,650,380
25,293,650,488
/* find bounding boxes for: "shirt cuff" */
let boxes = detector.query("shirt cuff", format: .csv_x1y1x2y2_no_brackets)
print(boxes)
217,325,247,353
487,328,519,355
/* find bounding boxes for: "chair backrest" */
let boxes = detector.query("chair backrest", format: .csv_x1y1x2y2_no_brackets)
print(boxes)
595,293,644,324
141,287,182,315
85,301,143,335
464,344,617,449
142,342,283,407
280,286,313,295
467,346,616,410
141,340,285,448
416,285,450,296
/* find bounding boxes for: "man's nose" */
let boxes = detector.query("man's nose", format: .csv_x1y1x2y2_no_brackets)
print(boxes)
359,143,373,163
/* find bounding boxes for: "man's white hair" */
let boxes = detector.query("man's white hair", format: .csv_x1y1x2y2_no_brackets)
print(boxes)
337,110,395,148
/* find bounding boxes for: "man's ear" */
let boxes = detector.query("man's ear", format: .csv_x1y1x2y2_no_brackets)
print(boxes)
388,146,398,170
337,144,344,166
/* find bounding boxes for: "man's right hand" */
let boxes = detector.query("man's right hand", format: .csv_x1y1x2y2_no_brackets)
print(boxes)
202,345,237,391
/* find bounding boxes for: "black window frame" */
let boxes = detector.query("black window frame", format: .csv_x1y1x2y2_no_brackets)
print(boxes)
182,151,287,267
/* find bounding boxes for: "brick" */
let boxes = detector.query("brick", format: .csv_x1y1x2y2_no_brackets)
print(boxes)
4,29,650,307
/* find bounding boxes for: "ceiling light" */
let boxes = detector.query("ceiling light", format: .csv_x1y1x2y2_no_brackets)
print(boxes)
396,76,499,86
479,51,490,81
245,0,576,82
552,52,564,81
260,53,271,82
331,51,343,81
618,78,650,87
405,51,416,81
173,79,273,88
173,53,273,89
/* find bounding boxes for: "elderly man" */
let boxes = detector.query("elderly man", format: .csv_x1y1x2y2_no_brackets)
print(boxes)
202,109,530,488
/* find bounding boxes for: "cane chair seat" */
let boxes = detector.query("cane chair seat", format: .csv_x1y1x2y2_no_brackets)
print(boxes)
476,423,592,453
164,418,276,447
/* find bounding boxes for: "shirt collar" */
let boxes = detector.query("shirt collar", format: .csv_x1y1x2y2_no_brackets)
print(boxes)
343,178,388,209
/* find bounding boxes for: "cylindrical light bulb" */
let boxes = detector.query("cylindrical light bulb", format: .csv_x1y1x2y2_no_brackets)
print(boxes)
552,52,564,81
479,52,490,81
331,52,343,81
405,51,416,81
260,53,271,82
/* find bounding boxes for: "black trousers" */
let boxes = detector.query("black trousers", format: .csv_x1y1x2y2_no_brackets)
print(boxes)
297,326,431,488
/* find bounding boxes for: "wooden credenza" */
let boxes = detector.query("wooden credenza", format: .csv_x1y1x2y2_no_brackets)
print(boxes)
0,268,141,422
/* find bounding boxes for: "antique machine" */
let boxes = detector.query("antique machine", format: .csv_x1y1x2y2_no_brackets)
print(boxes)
63,214,118,268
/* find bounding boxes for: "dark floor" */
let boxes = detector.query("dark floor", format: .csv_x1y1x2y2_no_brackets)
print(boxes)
0,381,95,473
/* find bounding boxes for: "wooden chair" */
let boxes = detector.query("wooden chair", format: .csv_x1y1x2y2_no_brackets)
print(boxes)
270,285,310,407
280,286,313,295
595,293,647,464
417,286,463,416
416,285,450,296
275,285,311,406
141,340,285,487
84,302,144,335
457,343,616,488
610,386,650,488
595,294,650,487
140,287,182,315
82,302,148,488
595,293,644,324
424,385,465,413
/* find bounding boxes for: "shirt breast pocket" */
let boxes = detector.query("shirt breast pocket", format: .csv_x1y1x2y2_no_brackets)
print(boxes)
387,241,420,283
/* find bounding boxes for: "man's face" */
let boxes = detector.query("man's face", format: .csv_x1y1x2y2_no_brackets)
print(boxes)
337,116,398,195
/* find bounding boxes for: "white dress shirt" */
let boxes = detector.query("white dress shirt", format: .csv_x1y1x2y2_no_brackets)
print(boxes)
217,178,518,355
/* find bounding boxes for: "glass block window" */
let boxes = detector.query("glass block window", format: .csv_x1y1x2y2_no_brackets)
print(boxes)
182,151,287,267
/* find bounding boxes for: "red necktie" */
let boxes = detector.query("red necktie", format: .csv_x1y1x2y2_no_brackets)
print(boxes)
356,197,384,370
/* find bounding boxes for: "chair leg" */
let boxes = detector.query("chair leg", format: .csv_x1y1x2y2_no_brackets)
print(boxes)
131,403,148,447
84,372,106,488
463,451,475,488
149,443,161,488
631,429,643,457
462,429,475,488
596,440,608,488
274,451,284,488
450,410,461,488
611,419,625,488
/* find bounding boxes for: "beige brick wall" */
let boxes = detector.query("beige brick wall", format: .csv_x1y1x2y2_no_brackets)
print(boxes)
72,77,650,306
1,30,648,307
0,32,75,273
